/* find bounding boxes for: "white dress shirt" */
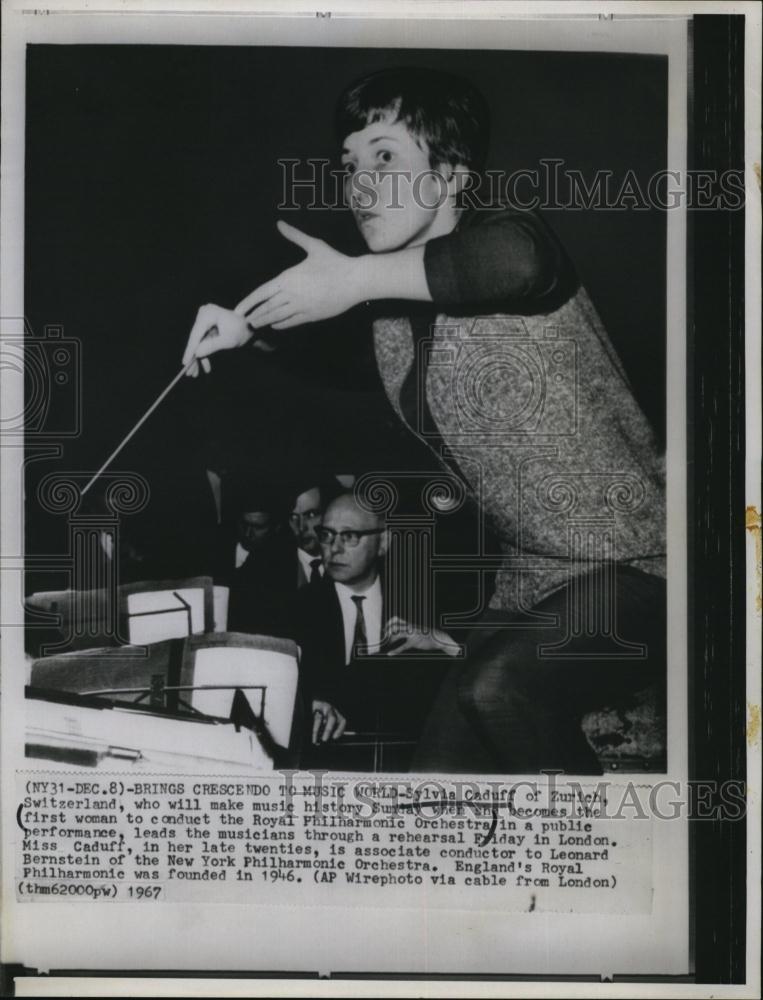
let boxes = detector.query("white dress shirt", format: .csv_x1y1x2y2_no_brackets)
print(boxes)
334,577,383,665
297,546,324,581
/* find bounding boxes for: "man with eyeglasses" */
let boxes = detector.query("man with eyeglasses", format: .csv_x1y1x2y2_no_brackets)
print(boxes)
295,491,458,769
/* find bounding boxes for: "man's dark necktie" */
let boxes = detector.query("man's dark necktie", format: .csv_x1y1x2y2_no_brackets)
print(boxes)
350,595,367,661
349,594,378,736
309,558,322,585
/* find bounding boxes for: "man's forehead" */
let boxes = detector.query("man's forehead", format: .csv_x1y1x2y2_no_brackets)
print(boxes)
241,511,270,522
323,500,379,529
294,486,321,509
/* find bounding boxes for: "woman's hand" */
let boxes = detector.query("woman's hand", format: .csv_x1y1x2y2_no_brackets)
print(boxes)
182,304,253,377
235,221,363,330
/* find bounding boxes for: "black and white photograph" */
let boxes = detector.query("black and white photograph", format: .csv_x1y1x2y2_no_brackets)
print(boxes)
0,1,758,994
21,39,674,777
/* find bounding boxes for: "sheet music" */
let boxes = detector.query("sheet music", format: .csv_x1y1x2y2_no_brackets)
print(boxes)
190,644,298,747
126,588,205,644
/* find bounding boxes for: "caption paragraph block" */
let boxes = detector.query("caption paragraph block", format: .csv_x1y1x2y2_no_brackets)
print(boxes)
15,771,653,913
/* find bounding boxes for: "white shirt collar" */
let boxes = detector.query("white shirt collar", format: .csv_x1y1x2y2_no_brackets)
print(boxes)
297,546,324,577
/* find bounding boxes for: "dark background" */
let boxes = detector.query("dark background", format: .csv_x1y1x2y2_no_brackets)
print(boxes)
24,44,667,572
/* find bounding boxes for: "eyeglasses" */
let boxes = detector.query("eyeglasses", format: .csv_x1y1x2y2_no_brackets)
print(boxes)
317,527,384,549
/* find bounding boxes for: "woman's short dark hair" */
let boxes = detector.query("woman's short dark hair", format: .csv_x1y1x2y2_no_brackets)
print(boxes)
335,67,490,173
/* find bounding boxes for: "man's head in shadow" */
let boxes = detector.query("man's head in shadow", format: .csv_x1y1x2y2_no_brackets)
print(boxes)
227,481,288,557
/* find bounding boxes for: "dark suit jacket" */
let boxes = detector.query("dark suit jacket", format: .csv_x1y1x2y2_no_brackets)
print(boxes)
296,553,323,591
293,576,350,711
293,576,448,734
217,531,298,638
